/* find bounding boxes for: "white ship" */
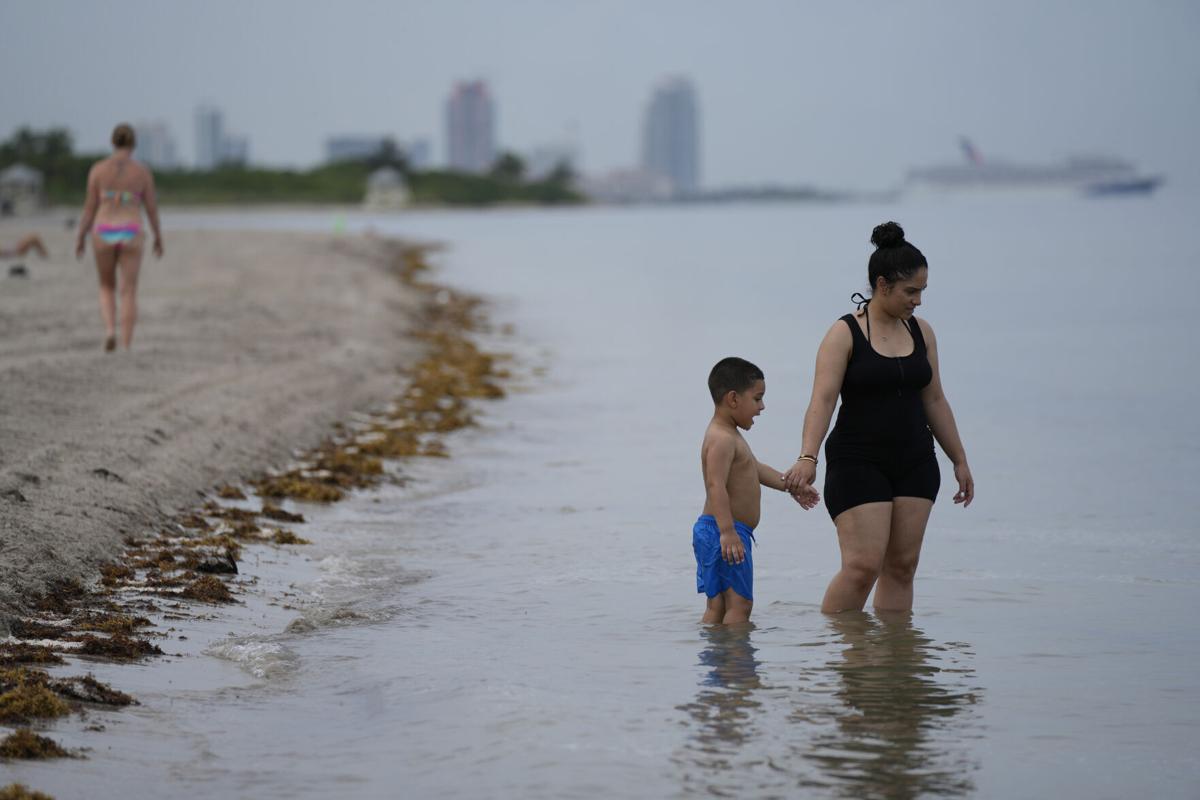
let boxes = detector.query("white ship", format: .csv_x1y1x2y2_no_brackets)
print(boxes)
906,138,1162,196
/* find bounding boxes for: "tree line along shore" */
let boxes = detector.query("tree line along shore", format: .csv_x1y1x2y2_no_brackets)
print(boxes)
1,127,582,208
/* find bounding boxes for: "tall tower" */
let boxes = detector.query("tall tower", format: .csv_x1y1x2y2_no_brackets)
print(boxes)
194,105,224,171
641,77,700,196
445,81,496,174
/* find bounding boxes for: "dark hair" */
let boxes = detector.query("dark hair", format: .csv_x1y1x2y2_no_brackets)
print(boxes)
112,124,136,149
867,221,926,293
708,357,764,403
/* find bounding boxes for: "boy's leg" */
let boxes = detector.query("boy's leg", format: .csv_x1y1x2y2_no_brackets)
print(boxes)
701,593,726,624
721,588,752,624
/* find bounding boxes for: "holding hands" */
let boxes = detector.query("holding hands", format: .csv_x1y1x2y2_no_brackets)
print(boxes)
790,482,820,510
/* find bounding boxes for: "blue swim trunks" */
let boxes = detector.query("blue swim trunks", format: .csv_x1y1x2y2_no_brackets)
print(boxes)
693,514,756,601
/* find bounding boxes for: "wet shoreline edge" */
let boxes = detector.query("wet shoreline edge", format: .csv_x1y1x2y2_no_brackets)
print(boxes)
0,236,511,796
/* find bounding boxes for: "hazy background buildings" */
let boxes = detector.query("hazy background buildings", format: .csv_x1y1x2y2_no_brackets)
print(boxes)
194,105,248,169
1,1,1197,190
642,77,700,197
445,81,496,174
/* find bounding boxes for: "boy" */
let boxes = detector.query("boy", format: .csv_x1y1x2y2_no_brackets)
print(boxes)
695,357,819,624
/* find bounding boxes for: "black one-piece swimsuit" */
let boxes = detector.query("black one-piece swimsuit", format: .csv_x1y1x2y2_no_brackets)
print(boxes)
823,312,941,520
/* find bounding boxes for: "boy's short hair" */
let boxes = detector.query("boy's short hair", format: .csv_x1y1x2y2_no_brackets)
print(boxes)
708,357,764,403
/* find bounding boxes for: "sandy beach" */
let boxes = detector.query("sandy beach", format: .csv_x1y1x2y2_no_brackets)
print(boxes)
0,218,424,619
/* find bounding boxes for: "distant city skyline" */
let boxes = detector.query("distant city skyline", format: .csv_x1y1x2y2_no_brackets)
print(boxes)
1,1,1197,191
642,77,700,196
445,81,496,174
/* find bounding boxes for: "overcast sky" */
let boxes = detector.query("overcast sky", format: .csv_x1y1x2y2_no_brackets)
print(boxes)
3,0,1198,191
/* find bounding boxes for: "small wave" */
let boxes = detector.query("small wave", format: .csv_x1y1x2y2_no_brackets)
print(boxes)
285,606,372,634
206,636,299,680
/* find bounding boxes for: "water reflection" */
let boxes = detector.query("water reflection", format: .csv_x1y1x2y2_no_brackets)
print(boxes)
801,611,981,798
675,623,764,789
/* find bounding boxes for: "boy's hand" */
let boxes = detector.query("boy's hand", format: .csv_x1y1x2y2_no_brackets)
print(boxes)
719,531,745,565
790,484,821,510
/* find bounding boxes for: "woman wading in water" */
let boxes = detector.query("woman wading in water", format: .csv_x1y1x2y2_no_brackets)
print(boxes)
75,123,164,351
782,222,974,613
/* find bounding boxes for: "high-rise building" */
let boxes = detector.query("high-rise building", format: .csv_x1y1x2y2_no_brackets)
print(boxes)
136,121,178,170
195,104,250,169
641,77,700,197
445,81,496,174
195,105,223,170
219,135,249,167
326,135,391,163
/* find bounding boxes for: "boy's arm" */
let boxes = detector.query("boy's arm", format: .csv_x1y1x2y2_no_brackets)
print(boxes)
758,461,820,510
703,434,746,565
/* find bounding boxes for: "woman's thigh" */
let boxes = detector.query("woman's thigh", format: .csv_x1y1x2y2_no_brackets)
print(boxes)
116,237,145,290
92,239,119,286
833,501,893,569
884,497,934,566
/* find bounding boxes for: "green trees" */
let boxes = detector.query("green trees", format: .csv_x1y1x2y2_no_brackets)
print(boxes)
0,128,582,207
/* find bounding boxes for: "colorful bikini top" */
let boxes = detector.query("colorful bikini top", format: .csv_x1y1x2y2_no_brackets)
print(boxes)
101,189,143,206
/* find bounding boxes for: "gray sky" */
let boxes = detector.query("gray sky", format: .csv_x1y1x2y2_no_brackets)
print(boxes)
3,0,1198,191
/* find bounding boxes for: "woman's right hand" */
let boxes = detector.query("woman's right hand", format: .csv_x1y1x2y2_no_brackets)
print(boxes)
781,458,817,493
74,237,85,259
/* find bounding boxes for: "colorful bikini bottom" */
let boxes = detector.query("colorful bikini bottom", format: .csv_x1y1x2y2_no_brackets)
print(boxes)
95,223,141,244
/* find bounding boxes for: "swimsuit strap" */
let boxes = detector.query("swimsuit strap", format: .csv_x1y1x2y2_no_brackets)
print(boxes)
850,293,872,341
849,292,914,345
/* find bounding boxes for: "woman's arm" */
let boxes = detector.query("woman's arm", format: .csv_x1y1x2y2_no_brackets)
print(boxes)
781,320,852,492
75,165,100,258
143,168,164,257
919,319,974,507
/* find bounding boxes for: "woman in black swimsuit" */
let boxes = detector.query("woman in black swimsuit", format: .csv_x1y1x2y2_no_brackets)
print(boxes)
782,222,974,613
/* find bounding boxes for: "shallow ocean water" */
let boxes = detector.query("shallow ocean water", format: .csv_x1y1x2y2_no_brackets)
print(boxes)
11,191,1200,798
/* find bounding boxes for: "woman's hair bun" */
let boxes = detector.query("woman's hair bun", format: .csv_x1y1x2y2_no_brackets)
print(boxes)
871,221,905,249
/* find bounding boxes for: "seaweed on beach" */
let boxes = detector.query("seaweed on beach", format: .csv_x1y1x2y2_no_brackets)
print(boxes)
252,475,345,503
73,612,152,637
0,729,70,760
7,620,70,641
179,575,234,604
177,513,212,531
260,503,305,523
47,675,134,707
271,530,310,545
31,579,87,616
216,484,247,500
75,634,163,660
99,563,134,586
0,644,64,667
0,671,70,723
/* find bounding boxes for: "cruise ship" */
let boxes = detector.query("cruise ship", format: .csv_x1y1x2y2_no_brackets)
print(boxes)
906,138,1163,196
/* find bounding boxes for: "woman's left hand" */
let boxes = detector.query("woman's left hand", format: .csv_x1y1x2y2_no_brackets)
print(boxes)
953,462,974,507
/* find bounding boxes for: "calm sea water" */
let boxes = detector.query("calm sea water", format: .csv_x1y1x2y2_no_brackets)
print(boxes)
13,192,1200,798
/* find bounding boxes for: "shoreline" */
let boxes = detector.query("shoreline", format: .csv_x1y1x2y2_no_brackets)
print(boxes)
0,220,510,797
0,222,429,619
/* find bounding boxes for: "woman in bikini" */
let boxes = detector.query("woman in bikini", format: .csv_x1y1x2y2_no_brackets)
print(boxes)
75,123,164,351
782,221,974,613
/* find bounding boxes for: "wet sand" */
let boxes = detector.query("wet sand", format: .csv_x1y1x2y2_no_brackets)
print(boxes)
0,218,424,619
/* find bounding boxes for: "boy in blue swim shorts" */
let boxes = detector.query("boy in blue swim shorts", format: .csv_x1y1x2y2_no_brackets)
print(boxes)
696,357,819,624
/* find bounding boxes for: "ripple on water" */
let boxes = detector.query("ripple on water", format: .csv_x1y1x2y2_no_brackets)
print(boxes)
206,636,301,681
